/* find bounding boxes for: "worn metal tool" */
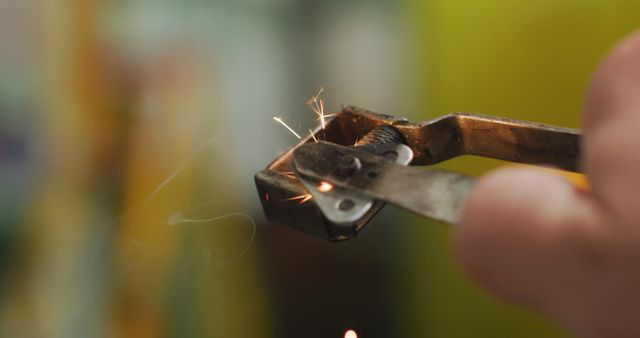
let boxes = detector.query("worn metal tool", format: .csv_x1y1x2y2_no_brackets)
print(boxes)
255,106,580,241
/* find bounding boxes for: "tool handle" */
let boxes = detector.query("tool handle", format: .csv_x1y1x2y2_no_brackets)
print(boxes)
396,114,581,171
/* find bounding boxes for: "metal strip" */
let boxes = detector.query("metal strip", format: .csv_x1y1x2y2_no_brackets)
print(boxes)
293,142,474,225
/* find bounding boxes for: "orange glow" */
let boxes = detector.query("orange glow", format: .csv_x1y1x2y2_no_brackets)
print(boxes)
344,329,358,338
317,181,333,193
285,194,313,204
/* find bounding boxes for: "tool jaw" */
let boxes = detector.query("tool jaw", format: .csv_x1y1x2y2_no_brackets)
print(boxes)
254,106,405,241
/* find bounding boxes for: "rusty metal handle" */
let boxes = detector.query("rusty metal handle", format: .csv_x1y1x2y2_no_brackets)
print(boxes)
394,114,581,171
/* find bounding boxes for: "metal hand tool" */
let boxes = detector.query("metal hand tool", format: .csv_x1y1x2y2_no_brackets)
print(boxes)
255,106,580,241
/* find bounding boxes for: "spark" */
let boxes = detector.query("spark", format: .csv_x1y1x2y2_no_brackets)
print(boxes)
140,136,219,210
309,129,318,142
306,87,326,130
317,181,333,193
285,194,313,204
167,212,257,265
273,116,301,139
344,330,358,338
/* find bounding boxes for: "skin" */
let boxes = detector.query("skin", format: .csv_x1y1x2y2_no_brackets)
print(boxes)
456,30,640,338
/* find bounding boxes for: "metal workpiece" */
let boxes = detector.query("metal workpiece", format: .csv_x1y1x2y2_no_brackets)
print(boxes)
297,139,413,230
293,142,471,225
255,106,581,241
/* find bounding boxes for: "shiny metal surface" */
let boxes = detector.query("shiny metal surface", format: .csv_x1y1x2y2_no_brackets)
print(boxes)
299,143,413,229
294,142,472,225
255,106,581,241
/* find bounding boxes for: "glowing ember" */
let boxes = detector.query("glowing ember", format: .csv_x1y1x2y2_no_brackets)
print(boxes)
317,181,333,193
273,116,302,139
344,329,358,338
285,194,313,204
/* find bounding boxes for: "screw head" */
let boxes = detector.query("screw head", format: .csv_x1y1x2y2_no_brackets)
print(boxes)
338,155,361,176
383,150,398,161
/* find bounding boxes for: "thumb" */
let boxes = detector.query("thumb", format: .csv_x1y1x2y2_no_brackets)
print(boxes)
454,167,604,313
454,31,640,337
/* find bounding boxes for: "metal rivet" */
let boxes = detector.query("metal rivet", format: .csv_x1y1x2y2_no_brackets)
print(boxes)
383,150,398,161
338,155,361,176
338,199,355,211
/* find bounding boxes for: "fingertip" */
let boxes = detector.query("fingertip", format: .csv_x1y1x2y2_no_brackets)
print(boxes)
456,166,574,245
585,30,640,129
594,29,640,82
613,29,640,55
454,167,578,301
582,30,640,220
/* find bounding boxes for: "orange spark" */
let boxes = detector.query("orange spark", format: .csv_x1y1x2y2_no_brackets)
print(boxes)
306,87,326,129
317,181,333,193
344,330,358,338
273,116,302,139
285,194,313,204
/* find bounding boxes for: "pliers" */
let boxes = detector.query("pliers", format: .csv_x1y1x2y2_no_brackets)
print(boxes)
255,106,580,241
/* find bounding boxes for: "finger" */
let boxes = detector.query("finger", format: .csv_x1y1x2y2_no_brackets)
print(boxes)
584,30,640,129
454,167,604,309
583,30,640,226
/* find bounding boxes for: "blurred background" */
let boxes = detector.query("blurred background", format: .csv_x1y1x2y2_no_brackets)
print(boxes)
0,0,638,337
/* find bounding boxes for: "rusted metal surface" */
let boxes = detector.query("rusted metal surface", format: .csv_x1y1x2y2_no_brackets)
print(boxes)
255,106,581,241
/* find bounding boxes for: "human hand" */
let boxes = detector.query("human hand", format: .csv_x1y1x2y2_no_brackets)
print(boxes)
455,31,640,338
